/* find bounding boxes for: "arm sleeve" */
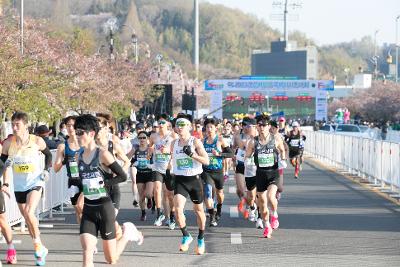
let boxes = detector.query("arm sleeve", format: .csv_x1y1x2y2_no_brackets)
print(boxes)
105,161,127,185
40,147,53,170
220,146,234,158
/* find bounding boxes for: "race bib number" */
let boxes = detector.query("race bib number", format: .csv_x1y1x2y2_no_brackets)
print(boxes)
14,163,35,173
290,139,300,147
258,153,275,168
137,158,148,169
82,176,107,200
176,157,193,170
69,161,79,178
155,153,170,163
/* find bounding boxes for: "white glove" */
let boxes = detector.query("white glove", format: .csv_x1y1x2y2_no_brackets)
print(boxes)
67,185,80,198
278,160,287,169
40,170,50,181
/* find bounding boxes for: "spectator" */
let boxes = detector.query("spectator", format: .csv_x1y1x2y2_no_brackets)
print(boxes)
35,125,59,149
381,121,389,141
57,121,68,142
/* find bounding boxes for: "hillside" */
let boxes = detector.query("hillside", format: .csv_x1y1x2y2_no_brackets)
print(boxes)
3,0,378,83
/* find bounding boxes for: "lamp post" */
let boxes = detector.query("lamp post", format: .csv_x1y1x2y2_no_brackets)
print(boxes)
132,32,138,64
374,30,379,79
396,15,399,83
20,0,24,55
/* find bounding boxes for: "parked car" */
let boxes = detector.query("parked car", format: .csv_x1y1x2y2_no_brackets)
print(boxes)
319,124,336,132
334,124,373,138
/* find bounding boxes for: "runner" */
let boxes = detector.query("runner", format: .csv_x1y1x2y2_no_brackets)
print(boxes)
245,114,287,238
222,121,234,182
74,114,143,267
0,152,17,264
1,111,52,266
201,117,233,226
149,114,176,228
169,114,209,254
286,121,306,179
233,117,256,218
274,118,289,199
130,131,153,221
243,125,258,223
54,116,84,224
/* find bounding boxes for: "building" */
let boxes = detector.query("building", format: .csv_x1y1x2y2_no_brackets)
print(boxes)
251,40,318,80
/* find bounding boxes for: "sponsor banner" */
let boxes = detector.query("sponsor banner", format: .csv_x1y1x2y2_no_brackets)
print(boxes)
315,90,328,121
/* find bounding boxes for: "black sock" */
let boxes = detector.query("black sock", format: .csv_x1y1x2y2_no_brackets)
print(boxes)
141,209,146,216
180,226,189,237
250,205,255,210
157,208,161,217
216,203,222,214
198,229,205,240
208,208,214,217
152,198,156,209
170,211,175,220
257,207,261,219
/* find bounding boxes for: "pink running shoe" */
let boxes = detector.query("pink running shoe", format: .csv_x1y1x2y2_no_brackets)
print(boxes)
6,248,17,264
263,225,272,238
270,215,279,230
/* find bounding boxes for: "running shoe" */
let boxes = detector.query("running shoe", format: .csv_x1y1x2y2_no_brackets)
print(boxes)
294,175,298,179
195,238,205,255
165,218,171,226
140,214,146,221
132,200,139,207
223,174,229,182
256,218,264,229
248,209,256,222
6,248,17,264
34,244,48,266
123,222,144,245
146,198,152,209
276,192,281,201
154,214,165,226
93,246,98,255
215,211,221,222
179,235,193,252
209,216,218,227
243,209,249,219
237,199,245,213
168,219,176,230
263,225,272,238
270,215,279,230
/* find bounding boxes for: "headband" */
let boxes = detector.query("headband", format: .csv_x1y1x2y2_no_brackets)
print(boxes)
176,118,191,125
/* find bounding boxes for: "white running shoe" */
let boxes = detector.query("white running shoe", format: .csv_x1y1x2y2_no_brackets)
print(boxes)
123,222,144,245
256,218,264,229
154,214,165,227
169,220,176,230
249,209,257,222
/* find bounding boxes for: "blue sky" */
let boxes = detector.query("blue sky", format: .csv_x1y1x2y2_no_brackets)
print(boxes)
205,0,400,46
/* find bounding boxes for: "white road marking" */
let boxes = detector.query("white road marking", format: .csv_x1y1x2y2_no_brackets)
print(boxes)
0,239,21,244
230,206,239,218
39,224,54,228
229,186,236,194
230,233,242,244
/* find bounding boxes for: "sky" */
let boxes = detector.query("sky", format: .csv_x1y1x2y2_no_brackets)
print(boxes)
205,0,400,46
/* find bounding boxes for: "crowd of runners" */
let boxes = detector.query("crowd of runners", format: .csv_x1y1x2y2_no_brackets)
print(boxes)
0,111,306,266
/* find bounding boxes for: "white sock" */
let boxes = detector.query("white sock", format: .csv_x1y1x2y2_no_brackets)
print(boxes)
264,220,271,228
33,238,42,245
8,243,15,250
272,210,278,217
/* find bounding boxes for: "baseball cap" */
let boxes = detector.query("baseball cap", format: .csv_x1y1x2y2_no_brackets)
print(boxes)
35,125,51,135
278,117,286,122
292,121,300,127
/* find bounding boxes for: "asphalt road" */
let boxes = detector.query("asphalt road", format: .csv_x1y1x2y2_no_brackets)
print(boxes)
5,157,400,266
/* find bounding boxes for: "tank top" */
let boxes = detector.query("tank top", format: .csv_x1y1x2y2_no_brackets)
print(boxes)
133,147,153,173
8,135,44,192
172,136,203,176
288,132,301,149
153,132,173,174
203,136,223,171
254,136,279,170
244,154,257,177
78,148,108,201
222,134,233,148
235,134,247,163
64,140,83,180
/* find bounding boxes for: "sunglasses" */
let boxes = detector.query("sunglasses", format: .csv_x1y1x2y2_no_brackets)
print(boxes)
138,136,147,140
257,123,270,127
176,122,189,128
75,129,88,136
158,120,167,125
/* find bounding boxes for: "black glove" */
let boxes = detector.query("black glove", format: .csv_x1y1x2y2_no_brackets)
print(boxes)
182,145,193,157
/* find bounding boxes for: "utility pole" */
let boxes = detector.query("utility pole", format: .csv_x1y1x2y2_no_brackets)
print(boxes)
396,15,399,83
109,29,114,61
271,0,301,45
283,0,288,42
194,0,199,80
374,30,379,79
20,0,24,55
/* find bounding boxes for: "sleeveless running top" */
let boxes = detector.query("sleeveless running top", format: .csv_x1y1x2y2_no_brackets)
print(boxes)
254,136,279,170
65,140,83,179
244,154,257,177
222,134,233,147
288,132,302,149
153,132,173,174
172,136,202,176
78,148,108,201
236,134,247,163
203,136,223,171
133,147,153,173
8,135,44,192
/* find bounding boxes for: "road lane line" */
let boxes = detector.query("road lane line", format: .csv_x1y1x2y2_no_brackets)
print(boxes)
230,206,239,218
230,233,242,244
228,186,236,194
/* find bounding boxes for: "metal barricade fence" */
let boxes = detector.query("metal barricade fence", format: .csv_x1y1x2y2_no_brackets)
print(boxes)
3,150,69,226
303,130,400,197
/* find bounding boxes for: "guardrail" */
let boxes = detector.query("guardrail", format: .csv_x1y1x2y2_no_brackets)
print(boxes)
303,130,400,198
4,150,70,227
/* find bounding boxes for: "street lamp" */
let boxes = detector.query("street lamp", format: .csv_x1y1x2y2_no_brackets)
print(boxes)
131,32,138,64
20,0,24,55
396,15,399,83
374,30,379,79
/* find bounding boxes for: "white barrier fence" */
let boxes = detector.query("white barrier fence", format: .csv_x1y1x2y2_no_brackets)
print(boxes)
304,130,400,198
4,150,70,227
